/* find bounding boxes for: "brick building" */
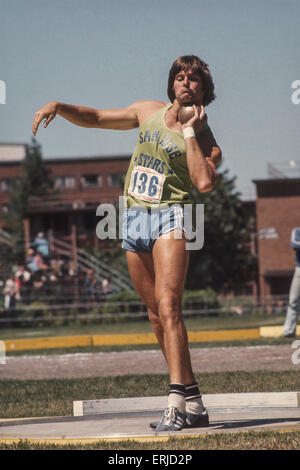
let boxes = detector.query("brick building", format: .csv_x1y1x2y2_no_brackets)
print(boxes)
0,143,130,249
254,165,300,297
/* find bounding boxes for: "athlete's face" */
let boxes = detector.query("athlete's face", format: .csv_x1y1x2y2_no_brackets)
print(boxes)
173,69,204,106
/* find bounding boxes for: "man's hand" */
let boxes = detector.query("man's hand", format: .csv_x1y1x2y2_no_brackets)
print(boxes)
32,101,58,136
181,104,207,131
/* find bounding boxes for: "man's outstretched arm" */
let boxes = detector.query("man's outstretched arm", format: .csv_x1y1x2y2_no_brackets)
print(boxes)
32,101,141,136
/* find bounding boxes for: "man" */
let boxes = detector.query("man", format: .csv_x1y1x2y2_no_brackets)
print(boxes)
283,228,300,337
32,55,222,431
31,232,50,259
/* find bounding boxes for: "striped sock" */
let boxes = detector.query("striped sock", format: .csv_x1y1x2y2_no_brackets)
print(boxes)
168,383,186,413
184,382,205,414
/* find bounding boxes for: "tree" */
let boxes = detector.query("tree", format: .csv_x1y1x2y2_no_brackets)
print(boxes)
2,138,53,262
186,168,257,293
11,138,53,215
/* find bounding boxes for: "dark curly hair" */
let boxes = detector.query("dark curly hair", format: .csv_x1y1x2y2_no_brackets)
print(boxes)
167,55,215,106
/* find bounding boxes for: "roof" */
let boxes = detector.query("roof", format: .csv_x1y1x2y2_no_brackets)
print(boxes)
0,143,26,162
253,177,300,198
44,154,131,164
0,142,131,165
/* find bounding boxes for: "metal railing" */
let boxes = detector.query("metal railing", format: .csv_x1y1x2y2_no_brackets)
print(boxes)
268,161,300,179
0,229,133,292
0,294,289,326
50,236,133,291
0,229,12,247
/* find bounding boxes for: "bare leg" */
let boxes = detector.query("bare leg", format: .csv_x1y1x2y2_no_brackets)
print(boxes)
152,230,195,385
126,232,195,384
126,234,201,431
126,250,167,360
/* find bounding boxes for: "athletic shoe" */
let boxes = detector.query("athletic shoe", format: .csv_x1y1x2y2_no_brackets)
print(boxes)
185,408,209,427
150,407,209,429
154,405,186,432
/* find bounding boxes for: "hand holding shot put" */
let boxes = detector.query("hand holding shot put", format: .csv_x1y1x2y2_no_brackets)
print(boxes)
178,103,206,127
176,103,216,193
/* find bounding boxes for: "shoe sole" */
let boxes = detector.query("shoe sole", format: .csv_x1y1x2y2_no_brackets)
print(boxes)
150,413,209,430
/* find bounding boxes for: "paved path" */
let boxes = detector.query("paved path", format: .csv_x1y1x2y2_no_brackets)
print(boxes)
1,344,299,379
1,406,300,442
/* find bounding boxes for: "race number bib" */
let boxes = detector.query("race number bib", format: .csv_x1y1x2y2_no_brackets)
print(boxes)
128,166,165,203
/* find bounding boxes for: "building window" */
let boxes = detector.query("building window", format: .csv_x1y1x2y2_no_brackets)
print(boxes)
108,173,125,187
0,178,15,192
80,175,102,188
54,176,76,190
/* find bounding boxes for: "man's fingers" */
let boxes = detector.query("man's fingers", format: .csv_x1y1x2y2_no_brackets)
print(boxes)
190,105,199,122
32,111,56,135
32,113,42,136
200,105,206,120
43,113,55,128
192,105,206,120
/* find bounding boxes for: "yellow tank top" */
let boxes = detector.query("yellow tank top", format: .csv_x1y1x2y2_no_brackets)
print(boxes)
123,102,208,209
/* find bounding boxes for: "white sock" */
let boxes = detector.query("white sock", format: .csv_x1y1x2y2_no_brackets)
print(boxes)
186,397,205,414
168,392,186,413
184,382,205,414
168,383,186,413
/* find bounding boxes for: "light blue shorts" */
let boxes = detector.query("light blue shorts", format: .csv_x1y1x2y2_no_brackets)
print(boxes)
121,205,185,253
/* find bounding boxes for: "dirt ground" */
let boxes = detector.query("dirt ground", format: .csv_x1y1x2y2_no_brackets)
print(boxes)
1,344,299,380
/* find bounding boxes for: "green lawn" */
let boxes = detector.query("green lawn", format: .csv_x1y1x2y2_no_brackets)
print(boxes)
0,431,300,450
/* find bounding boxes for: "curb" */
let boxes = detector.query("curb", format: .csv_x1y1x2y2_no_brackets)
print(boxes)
2,325,298,353
3,328,260,352
260,325,300,338
73,392,300,417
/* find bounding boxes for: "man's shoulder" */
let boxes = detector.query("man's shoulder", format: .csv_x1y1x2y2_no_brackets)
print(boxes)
132,100,168,125
134,99,167,108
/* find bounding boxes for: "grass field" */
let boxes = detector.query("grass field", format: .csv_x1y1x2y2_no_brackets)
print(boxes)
1,312,299,450
0,431,300,450
1,370,300,419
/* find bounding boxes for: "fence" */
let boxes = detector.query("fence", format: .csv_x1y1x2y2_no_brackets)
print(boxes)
0,290,289,327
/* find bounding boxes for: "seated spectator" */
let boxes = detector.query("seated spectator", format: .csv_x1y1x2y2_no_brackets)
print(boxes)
47,268,61,297
68,260,76,277
31,232,49,259
14,273,22,301
15,265,31,297
34,251,48,271
27,248,38,272
15,265,29,280
49,269,58,283
3,277,16,310
50,256,62,277
102,277,115,296
84,269,100,300
32,270,45,290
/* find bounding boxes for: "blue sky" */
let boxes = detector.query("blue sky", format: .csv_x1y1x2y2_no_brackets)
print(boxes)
1,0,300,198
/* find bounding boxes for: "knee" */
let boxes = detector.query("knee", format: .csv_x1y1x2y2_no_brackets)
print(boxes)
156,292,182,326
